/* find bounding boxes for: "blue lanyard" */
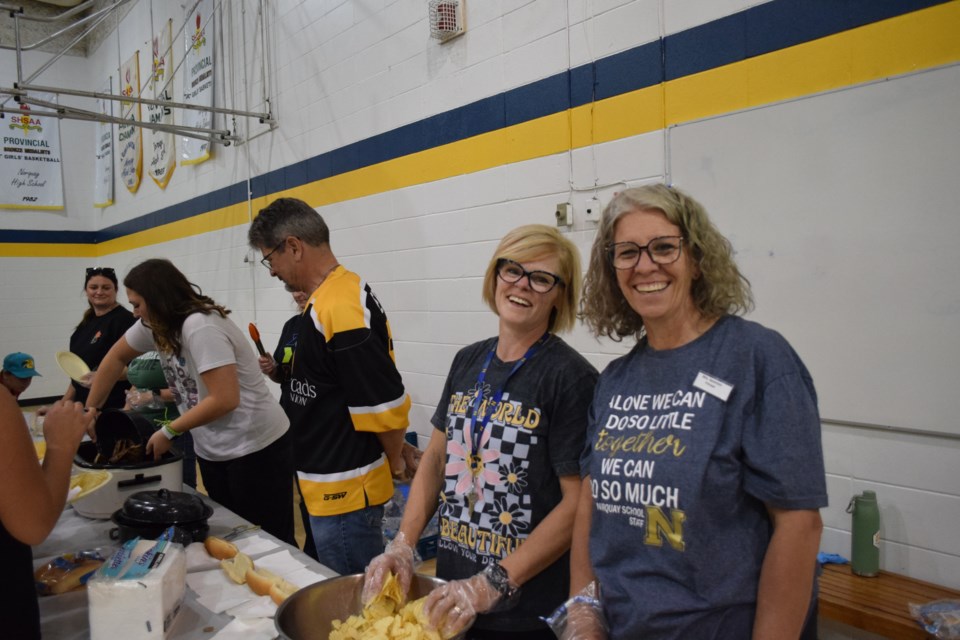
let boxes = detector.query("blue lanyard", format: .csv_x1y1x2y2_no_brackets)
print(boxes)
468,332,550,456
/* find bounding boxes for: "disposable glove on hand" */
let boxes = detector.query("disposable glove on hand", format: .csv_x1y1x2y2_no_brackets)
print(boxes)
545,581,609,640
422,570,502,638
361,531,416,606
127,387,162,410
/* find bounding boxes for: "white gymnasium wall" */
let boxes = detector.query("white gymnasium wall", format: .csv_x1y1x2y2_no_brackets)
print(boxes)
2,0,957,595
0,48,102,399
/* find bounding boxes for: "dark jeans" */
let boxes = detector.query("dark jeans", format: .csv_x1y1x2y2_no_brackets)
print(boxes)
308,503,384,575
198,431,294,546
294,477,319,561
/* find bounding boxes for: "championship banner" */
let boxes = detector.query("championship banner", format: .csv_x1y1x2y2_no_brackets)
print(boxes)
181,0,214,165
93,78,114,208
0,92,64,210
119,51,142,193
148,20,175,189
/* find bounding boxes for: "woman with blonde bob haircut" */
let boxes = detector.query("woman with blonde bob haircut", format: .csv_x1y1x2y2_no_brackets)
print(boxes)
481,224,583,334
364,224,598,640
554,185,827,640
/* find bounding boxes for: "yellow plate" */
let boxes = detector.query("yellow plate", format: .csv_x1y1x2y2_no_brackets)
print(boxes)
56,351,91,383
67,470,112,503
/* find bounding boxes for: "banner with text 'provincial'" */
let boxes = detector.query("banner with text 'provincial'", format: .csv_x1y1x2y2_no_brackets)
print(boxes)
181,0,214,165
119,51,142,193
93,78,114,208
148,19,175,189
0,92,64,209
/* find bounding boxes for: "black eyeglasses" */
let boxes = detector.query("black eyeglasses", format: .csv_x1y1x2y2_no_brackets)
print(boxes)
260,239,287,269
496,258,564,293
85,267,116,280
607,236,684,270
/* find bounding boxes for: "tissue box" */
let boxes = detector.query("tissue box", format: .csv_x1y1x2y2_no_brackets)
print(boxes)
88,540,186,639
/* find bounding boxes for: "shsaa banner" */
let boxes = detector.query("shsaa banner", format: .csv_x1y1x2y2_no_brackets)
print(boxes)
181,0,214,165
148,19,175,189
94,78,114,208
119,51,142,193
0,92,65,210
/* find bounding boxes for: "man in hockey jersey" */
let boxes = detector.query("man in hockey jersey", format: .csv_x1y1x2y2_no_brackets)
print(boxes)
249,197,414,575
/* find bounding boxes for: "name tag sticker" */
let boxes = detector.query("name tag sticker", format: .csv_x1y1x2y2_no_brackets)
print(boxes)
693,371,734,402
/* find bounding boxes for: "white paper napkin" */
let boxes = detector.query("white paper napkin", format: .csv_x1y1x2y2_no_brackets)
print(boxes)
234,534,280,557
284,565,333,587
187,568,256,614
251,549,306,577
185,541,221,572
225,594,277,619
210,616,277,640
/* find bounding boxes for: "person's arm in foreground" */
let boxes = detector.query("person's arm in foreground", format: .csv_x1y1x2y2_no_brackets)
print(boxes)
145,364,239,459
84,336,142,421
0,392,94,544
544,474,608,640
752,507,822,640
362,427,445,602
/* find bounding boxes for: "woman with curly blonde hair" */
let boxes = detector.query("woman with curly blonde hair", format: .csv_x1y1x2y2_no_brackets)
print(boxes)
580,184,753,340
555,185,826,640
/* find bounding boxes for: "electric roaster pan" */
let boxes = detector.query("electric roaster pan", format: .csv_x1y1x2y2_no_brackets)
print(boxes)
72,409,184,519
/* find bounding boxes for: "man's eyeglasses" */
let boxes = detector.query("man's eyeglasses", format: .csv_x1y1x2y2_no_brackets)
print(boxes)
496,258,564,293
260,239,287,269
607,236,684,270
85,267,116,280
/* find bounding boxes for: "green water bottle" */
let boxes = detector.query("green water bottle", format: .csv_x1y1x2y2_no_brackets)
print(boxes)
847,490,880,576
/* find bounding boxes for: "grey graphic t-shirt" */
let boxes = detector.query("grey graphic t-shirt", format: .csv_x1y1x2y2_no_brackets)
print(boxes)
584,315,828,640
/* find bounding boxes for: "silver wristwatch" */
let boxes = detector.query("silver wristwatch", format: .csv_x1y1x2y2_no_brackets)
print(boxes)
483,562,521,611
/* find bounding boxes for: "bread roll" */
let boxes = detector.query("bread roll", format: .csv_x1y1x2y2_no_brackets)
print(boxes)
220,552,253,584
245,567,281,596
269,578,298,605
35,559,104,595
203,536,238,560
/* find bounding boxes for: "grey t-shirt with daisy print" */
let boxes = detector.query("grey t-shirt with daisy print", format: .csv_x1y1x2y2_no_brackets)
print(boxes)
430,334,597,632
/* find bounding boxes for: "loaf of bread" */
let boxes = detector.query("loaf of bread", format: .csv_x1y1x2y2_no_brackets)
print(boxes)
203,536,238,560
269,578,298,605
35,557,104,595
220,552,253,584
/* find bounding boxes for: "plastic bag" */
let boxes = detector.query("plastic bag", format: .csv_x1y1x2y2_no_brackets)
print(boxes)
909,600,960,639
35,548,110,596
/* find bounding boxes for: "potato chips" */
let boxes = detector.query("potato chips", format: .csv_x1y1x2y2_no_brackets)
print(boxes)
329,573,447,640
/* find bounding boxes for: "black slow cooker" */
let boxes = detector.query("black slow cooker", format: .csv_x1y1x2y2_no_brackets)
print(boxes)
111,488,213,543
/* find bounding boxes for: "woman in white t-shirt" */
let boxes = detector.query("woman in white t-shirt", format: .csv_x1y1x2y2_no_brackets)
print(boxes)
85,258,294,544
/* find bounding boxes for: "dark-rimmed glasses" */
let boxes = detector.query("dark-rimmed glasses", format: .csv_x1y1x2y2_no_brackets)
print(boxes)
607,236,684,270
260,239,287,269
496,258,564,293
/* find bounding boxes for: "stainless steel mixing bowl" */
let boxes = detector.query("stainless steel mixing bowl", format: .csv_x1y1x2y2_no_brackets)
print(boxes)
275,573,462,640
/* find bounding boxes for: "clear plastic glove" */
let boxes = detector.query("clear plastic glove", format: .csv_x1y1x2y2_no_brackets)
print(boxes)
422,570,502,638
362,531,417,606
544,582,609,640
126,387,163,410
76,371,95,389
401,442,423,477
258,355,277,376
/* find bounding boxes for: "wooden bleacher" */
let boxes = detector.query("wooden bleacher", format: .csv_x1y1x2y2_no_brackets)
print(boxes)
818,564,960,639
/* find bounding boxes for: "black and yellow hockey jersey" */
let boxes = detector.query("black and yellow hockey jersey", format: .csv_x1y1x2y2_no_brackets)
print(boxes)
287,265,410,516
